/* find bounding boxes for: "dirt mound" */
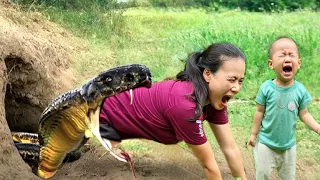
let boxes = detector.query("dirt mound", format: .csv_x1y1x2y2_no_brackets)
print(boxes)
0,4,82,180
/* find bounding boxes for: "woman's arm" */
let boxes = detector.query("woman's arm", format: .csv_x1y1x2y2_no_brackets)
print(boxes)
209,122,247,180
187,142,222,180
299,107,320,134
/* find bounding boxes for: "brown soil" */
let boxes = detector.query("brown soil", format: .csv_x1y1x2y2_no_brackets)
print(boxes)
0,2,317,180
0,1,76,179
50,140,250,180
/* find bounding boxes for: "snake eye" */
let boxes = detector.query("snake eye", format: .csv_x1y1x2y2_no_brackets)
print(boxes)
105,77,112,82
124,74,134,82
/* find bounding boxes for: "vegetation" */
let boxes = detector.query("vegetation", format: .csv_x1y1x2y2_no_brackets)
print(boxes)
12,0,320,12
39,8,320,98
148,0,320,12
12,1,320,178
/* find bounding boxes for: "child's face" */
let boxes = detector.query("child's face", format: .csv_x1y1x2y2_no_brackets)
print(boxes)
268,38,301,84
203,57,245,110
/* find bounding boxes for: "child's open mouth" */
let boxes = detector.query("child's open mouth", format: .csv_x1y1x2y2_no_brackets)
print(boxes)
282,65,292,76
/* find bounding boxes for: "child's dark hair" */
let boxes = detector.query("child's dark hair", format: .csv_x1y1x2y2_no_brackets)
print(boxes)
176,43,246,121
268,36,300,59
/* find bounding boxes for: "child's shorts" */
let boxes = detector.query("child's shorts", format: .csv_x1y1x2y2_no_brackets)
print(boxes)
254,141,296,180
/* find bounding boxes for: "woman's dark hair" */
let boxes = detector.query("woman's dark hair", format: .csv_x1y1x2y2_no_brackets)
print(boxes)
176,43,246,121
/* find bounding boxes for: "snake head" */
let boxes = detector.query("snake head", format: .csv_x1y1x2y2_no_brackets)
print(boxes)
81,64,152,102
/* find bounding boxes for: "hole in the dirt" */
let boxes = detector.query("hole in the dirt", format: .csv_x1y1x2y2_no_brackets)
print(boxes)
4,55,42,133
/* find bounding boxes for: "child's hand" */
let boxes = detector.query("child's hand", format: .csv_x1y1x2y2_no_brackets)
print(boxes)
247,134,257,147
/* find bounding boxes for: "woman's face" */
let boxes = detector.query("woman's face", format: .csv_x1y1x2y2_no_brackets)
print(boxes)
203,57,245,110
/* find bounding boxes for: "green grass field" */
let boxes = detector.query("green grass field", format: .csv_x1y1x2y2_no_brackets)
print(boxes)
37,7,320,178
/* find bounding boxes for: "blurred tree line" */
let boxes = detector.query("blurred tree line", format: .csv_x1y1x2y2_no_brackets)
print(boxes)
12,0,320,12
147,0,320,12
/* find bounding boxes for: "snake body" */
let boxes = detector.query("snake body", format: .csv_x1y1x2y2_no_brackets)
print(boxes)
12,64,152,179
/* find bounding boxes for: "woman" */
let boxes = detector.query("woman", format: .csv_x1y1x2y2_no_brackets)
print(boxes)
98,42,247,180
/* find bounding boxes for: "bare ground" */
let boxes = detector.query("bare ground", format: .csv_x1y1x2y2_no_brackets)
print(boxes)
50,140,252,180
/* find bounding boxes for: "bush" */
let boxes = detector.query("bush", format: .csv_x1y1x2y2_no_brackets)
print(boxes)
148,0,211,8
218,0,317,12
147,0,319,12
12,0,320,11
12,0,128,10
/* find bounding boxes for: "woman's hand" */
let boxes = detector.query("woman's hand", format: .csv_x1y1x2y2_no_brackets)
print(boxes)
187,142,222,180
209,123,247,180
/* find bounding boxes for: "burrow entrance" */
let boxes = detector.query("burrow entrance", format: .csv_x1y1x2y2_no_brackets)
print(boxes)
5,55,43,133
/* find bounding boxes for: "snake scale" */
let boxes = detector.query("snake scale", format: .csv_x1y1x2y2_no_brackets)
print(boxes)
11,64,152,179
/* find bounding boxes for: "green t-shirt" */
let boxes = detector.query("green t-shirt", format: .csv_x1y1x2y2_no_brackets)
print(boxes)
256,79,312,150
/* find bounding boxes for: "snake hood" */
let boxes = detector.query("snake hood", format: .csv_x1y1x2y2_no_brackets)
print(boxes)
40,64,152,123
80,63,152,102
34,64,152,179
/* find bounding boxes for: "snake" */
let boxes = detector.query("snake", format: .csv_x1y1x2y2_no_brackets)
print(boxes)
11,64,152,179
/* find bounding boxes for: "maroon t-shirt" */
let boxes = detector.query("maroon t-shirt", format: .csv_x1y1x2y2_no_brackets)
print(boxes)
99,80,228,145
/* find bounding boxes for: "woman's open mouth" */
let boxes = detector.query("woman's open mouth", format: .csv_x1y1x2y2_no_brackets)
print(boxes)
221,95,231,106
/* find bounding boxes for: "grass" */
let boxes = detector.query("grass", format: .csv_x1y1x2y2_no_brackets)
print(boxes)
39,7,320,90
26,6,320,178
176,99,320,178
227,101,320,179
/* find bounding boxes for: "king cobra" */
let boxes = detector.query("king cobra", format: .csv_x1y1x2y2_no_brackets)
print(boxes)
11,64,152,179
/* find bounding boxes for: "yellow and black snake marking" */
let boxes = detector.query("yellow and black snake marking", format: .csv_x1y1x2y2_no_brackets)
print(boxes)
12,132,39,144
13,64,152,179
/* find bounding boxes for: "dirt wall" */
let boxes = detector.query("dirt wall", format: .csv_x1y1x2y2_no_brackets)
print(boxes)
0,4,81,179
